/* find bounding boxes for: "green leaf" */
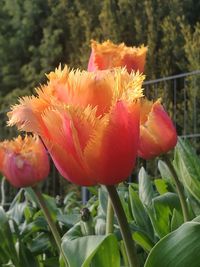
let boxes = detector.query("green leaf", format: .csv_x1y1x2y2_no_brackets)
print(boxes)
9,189,24,209
63,223,83,242
18,242,39,267
171,209,184,231
129,185,153,238
28,233,51,254
25,188,61,221
62,234,120,267
193,215,200,223
133,231,154,252
138,167,154,207
154,179,169,195
148,193,181,238
174,138,200,201
90,235,120,267
158,160,173,182
57,213,80,227
0,208,20,266
145,222,200,267
7,202,26,224
95,217,106,235
23,216,48,238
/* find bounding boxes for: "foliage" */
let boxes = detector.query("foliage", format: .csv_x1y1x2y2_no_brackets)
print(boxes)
1,139,200,266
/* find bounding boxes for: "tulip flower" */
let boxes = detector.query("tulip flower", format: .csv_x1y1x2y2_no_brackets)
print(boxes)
88,40,147,73
8,66,144,186
138,99,177,159
0,135,49,188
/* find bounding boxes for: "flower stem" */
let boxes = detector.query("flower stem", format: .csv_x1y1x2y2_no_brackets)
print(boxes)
163,154,190,222
1,177,5,207
106,196,114,235
105,185,139,267
32,186,68,266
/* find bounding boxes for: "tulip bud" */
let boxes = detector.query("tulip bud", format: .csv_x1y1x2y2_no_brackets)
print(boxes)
138,99,177,159
0,135,49,188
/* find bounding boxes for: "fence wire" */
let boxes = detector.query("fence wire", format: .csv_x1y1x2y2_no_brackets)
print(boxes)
144,70,200,140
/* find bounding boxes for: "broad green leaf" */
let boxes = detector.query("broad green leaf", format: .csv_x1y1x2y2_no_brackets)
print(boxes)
62,234,120,267
119,195,133,223
7,202,26,224
138,167,154,207
64,191,79,205
0,208,20,266
148,192,181,238
187,196,200,216
174,138,200,201
28,233,51,254
25,188,61,221
90,235,120,267
129,185,153,238
171,209,184,231
43,194,61,217
24,205,36,222
133,231,154,252
57,213,80,227
22,216,48,239
24,188,38,207
62,223,83,241
145,222,200,267
158,160,173,182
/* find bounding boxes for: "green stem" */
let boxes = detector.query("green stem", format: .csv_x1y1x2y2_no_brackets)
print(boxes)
1,177,5,206
120,240,129,267
106,196,114,235
32,186,68,266
163,154,190,222
105,185,139,267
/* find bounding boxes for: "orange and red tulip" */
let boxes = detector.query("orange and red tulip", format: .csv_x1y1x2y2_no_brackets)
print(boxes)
0,135,49,188
138,99,177,159
88,40,147,73
8,66,144,186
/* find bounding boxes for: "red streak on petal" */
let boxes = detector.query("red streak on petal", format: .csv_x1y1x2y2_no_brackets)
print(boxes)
150,103,177,151
138,101,177,159
85,101,140,185
47,142,95,186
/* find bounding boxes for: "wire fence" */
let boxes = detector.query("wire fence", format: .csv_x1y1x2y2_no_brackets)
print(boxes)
1,70,200,205
144,70,200,141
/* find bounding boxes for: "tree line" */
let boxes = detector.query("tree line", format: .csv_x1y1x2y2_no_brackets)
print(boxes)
0,0,200,110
